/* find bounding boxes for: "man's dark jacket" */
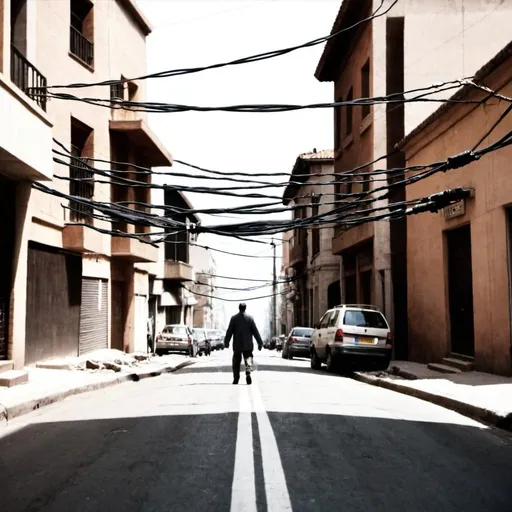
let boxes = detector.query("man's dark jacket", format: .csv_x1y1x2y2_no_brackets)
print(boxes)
224,312,263,352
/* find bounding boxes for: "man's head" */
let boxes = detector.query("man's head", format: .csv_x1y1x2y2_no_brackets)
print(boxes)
239,303,247,313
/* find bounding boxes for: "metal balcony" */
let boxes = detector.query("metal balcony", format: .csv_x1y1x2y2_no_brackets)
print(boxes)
70,26,94,68
10,45,47,111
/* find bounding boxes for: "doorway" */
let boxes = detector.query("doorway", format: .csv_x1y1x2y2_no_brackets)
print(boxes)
328,280,341,309
447,225,475,356
0,177,15,360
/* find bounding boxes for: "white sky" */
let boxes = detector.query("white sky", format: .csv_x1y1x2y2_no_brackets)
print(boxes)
137,0,340,333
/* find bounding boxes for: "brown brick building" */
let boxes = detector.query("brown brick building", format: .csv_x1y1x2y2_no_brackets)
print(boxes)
399,42,512,376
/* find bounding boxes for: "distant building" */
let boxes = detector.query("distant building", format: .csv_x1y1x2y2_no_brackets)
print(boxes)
282,149,340,328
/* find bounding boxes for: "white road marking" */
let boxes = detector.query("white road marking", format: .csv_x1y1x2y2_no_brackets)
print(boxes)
230,387,257,512
251,385,293,512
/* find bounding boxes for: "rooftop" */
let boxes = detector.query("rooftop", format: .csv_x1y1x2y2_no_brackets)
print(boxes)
282,149,334,204
117,0,152,36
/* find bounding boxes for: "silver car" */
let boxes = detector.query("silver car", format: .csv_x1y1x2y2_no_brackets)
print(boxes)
155,324,196,356
282,327,314,359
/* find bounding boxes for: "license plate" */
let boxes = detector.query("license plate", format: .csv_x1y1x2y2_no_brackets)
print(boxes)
357,337,374,345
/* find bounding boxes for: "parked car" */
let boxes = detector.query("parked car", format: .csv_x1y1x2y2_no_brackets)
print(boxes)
276,335,285,351
192,328,211,356
282,327,314,359
207,329,224,350
155,324,197,357
310,305,392,373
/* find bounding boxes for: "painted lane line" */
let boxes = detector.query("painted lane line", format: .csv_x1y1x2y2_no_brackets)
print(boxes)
230,387,257,512
251,385,293,512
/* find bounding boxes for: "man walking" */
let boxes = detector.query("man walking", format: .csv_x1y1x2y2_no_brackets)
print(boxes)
224,303,263,385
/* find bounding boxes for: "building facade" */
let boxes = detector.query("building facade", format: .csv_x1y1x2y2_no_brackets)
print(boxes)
282,150,341,329
0,0,182,371
399,43,512,376
190,243,216,329
315,0,512,360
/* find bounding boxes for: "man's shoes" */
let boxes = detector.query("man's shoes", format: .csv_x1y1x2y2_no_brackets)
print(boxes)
246,373,252,385
233,377,239,385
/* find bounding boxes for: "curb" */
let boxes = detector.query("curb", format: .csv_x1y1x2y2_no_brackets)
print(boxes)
0,359,196,423
353,372,512,432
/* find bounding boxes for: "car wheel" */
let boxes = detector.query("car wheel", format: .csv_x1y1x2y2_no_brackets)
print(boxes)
310,349,321,370
326,349,336,373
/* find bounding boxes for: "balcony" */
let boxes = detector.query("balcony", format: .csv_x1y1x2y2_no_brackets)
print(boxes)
70,26,94,68
332,221,374,256
10,45,47,111
0,70,52,181
62,225,104,254
163,260,194,282
289,233,307,267
111,236,158,263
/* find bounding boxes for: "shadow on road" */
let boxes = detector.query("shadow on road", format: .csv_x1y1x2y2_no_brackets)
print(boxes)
0,412,511,512
177,363,355,379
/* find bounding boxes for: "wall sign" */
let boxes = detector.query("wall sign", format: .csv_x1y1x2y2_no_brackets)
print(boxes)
444,200,465,220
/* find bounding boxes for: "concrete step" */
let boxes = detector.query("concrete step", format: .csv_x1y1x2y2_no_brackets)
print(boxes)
443,357,475,372
0,360,14,374
450,353,475,363
427,363,462,375
0,370,29,388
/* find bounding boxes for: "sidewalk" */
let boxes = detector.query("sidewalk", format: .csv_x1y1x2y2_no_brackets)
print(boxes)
0,351,195,423
354,361,512,431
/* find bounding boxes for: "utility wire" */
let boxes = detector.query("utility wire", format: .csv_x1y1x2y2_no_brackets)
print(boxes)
48,1,396,89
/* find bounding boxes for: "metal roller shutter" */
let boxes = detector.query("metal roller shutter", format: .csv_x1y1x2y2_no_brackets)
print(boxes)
79,278,108,355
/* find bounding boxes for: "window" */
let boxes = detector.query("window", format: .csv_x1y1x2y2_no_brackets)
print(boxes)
345,87,353,136
70,117,94,224
328,310,339,327
292,328,314,337
361,59,371,118
344,310,387,329
334,96,342,149
311,195,320,256
110,80,125,101
70,0,94,68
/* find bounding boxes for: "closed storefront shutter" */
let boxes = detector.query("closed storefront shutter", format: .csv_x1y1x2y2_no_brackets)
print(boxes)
79,278,108,355
26,243,82,365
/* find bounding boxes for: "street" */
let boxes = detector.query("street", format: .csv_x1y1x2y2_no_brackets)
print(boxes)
1,350,511,512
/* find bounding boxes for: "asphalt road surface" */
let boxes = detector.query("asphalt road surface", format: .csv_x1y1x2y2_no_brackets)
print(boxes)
1,350,511,512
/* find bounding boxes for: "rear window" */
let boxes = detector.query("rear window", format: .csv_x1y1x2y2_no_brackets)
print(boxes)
293,328,314,337
168,326,187,335
343,310,388,329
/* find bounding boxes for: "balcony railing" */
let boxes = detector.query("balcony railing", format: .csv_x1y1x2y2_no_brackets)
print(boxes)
10,45,47,111
70,26,94,68
70,157,94,224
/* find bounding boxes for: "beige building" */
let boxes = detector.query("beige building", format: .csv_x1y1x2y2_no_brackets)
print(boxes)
282,149,340,329
147,184,200,343
399,42,512,376
315,0,512,360
0,0,197,374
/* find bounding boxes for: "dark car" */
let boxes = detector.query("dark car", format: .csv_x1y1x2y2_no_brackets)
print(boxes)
192,328,211,356
282,327,314,359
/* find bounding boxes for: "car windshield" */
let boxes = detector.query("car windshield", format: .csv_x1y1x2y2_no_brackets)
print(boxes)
344,310,388,329
293,328,314,337
195,329,205,337
167,326,187,335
